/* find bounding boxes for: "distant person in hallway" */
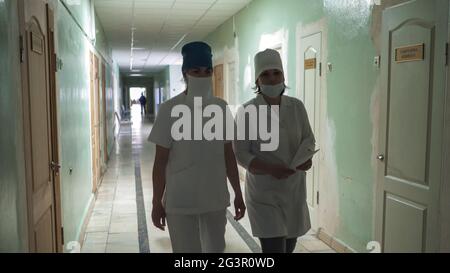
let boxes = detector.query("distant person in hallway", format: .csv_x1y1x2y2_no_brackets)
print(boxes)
148,41,246,253
139,93,147,115
233,48,316,253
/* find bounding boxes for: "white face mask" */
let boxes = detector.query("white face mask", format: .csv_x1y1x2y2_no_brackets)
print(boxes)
186,75,213,100
259,83,285,98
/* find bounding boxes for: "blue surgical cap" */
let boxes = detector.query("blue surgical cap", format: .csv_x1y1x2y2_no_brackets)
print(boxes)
181,41,213,71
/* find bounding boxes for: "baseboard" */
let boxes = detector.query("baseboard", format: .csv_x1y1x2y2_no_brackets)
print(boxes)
317,228,357,253
77,194,97,248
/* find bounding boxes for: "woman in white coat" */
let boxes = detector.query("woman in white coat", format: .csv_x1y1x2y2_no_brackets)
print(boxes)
234,48,315,253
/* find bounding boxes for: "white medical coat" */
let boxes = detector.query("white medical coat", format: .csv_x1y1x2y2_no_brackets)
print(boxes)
148,93,232,215
234,94,315,238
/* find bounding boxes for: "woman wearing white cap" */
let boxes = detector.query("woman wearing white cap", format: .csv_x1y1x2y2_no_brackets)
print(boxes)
149,41,246,253
234,49,316,253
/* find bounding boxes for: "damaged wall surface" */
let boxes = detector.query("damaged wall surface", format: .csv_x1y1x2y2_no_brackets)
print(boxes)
205,0,413,252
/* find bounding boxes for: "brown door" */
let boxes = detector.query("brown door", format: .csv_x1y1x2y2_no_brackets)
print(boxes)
19,0,62,252
102,62,108,165
45,3,63,253
90,53,101,193
213,64,224,99
95,58,101,188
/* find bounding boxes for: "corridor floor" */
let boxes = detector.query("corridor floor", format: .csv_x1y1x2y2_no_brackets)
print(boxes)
81,105,335,253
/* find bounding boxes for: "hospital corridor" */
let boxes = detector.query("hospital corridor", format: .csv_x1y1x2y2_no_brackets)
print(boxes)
1,0,450,255
79,105,332,253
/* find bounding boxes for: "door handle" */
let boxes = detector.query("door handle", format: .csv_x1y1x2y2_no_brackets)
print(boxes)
51,161,61,174
377,155,385,161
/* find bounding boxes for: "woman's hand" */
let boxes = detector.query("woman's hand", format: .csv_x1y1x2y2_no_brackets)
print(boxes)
152,201,166,231
297,159,313,171
152,145,169,231
234,194,246,221
267,164,296,179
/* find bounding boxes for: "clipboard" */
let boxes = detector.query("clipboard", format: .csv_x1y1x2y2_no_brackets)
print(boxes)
289,148,319,169
289,138,319,169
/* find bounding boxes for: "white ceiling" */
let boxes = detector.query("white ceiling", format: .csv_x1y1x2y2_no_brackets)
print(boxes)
93,0,252,74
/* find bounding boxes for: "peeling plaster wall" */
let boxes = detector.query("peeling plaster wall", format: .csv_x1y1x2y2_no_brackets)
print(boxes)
204,0,414,252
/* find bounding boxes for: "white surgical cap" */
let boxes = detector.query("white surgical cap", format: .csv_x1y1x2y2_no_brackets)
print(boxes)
254,49,284,82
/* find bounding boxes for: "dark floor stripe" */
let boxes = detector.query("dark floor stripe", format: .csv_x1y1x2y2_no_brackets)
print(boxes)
130,125,150,253
126,117,257,253
226,210,262,253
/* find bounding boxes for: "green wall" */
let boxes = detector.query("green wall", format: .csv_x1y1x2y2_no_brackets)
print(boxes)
0,0,411,253
0,0,120,252
0,0,28,253
94,10,112,63
205,0,381,252
55,1,95,246
61,0,92,34
55,0,120,245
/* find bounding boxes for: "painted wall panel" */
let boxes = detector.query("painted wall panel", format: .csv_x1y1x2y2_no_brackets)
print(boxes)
204,0,387,252
0,0,120,251
60,0,93,36
54,0,120,244
0,0,29,252
55,3,95,244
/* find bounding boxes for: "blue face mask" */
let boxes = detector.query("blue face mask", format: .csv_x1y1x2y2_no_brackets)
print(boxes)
260,83,285,98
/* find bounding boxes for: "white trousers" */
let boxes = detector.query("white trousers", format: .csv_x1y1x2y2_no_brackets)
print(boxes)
166,209,227,253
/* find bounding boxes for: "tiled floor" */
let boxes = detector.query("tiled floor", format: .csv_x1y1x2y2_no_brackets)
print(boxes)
82,105,335,253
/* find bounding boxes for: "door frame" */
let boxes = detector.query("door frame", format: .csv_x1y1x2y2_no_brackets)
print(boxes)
375,0,450,252
89,52,96,194
90,52,101,194
296,21,327,231
45,2,63,253
17,0,64,252
225,60,237,105
213,63,225,99
102,62,108,165
440,3,450,250
213,48,238,105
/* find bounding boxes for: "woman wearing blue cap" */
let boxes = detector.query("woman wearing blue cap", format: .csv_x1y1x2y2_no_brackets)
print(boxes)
234,49,316,253
148,41,246,253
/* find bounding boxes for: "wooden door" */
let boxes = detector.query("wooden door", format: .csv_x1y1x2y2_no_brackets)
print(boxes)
226,62,236,105
45,3,63,253
376,0,448,252
300,32,322,231
90,53,101,193
102,62,108,164
19,0,61,252
214,64,224,99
